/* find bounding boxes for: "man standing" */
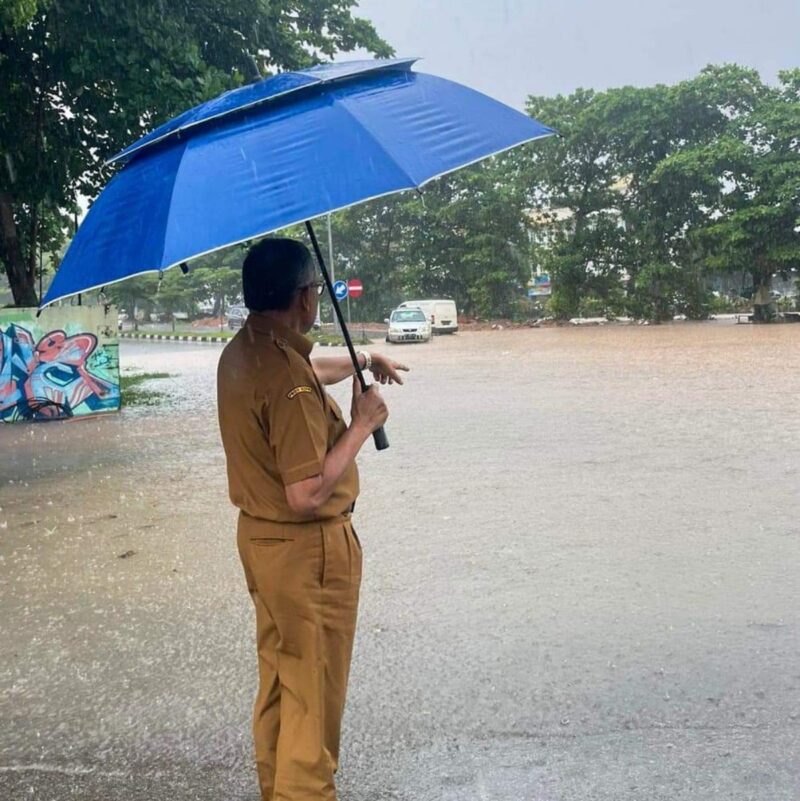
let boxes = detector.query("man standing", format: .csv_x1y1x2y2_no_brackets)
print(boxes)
217,238,407,800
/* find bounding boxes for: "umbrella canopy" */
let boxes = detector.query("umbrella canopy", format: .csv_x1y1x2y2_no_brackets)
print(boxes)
41,58,555,308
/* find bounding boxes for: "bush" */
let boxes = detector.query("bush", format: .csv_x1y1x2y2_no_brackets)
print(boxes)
546,287,580,320
709,294,750,314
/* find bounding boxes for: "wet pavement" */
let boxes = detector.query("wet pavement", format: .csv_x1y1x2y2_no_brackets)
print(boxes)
1,322,799,800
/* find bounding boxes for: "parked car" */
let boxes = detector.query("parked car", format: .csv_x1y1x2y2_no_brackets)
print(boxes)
226,305,248,330
384,307,432,343
397,299,458,333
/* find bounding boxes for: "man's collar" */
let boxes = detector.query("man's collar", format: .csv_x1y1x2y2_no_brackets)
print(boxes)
246,313,313,359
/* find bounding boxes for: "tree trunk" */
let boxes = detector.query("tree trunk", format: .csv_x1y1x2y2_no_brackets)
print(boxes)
0,194,38,307
752,271,776,323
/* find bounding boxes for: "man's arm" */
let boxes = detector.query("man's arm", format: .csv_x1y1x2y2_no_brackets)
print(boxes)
285,377,388,516
312,351,409,386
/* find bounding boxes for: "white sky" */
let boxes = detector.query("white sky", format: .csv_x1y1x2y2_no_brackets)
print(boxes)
344,0,800,108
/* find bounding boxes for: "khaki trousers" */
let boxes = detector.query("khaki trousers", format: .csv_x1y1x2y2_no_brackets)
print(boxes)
237,512,362,801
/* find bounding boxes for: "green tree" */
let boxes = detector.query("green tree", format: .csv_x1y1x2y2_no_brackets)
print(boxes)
105,274,159,330
0,0,37,28
654,69,800,322
0,0,391,306
523,88,630,319
327,200,408,322
610,66,764,320
106,245,245,323
524,65,772,321
188,261,243,318
329,154,533,320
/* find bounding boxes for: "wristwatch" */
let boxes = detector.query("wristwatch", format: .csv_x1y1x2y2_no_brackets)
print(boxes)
358,350,372,371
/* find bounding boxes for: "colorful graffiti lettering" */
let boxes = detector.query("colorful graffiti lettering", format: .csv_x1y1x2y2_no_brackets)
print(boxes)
0,323,120,421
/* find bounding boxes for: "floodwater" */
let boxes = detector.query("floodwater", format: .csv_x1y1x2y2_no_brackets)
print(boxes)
1,321,799,800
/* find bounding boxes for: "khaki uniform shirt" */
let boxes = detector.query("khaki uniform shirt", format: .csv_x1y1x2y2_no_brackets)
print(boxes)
217,314,359,523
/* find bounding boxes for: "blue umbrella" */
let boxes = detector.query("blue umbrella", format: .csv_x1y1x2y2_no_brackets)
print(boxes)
42,58,555,447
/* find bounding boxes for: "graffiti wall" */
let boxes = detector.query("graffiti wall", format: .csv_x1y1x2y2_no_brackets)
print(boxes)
0,306,120,422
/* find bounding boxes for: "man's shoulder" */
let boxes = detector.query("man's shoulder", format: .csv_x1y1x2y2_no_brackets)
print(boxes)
219,330,287,369
218,330,313,395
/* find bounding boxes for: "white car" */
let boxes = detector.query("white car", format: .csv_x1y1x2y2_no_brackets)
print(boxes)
397,299,458,334
385,308,432,343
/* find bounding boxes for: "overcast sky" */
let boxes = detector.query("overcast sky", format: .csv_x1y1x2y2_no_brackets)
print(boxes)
345,0,800,109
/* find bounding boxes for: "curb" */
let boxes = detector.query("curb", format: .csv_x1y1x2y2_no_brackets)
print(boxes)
119,332,230,343
118,332,358,347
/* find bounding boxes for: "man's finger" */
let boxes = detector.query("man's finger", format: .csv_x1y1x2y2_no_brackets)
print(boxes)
385,366,405,385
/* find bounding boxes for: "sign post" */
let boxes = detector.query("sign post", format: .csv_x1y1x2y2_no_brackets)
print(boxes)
348,279,364,326
347,279,363,326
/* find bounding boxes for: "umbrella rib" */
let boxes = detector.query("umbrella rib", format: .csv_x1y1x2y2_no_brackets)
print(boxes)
335,99,421,191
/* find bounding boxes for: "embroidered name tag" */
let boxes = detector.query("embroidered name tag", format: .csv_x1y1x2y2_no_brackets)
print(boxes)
287,386,314,399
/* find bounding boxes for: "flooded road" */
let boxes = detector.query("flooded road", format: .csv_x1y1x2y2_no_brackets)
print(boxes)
2,322,799,800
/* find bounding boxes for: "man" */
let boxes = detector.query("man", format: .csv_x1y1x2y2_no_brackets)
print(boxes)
217,237,408,800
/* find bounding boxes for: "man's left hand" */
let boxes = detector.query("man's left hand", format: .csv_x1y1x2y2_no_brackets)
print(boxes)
369,353,409,385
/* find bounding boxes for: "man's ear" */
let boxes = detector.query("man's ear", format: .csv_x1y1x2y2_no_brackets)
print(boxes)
298,285,312,313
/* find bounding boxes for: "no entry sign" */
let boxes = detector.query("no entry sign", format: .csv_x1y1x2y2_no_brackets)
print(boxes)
347,279,363,298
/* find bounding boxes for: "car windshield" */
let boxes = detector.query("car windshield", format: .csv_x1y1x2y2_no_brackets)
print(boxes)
392,310,426,322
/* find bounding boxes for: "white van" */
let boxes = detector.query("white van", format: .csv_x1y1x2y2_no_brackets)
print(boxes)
397,299,458,334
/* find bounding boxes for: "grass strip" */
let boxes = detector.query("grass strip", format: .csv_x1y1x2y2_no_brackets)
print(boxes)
120,372,172,407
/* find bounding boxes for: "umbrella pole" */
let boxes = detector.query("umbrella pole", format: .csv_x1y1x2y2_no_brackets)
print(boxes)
305,221,389,451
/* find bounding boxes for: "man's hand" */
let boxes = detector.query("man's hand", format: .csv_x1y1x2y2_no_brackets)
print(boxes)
350,375,389,434
368,352,410,385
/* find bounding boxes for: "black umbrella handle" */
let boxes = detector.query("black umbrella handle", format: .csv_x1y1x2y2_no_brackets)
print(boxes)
305,221,389,451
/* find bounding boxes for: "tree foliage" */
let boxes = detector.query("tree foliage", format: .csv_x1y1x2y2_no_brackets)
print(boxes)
3,39,797,324
326,153,532,321
654,69,800,320
522,64,796,321
0,0,391,305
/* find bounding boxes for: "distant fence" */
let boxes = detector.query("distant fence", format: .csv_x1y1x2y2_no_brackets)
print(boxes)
0,306,120,423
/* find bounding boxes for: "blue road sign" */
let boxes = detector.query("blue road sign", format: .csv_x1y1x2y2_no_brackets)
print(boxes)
333,280,349,300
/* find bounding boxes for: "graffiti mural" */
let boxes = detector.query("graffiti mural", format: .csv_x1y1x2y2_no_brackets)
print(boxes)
0,308,120,422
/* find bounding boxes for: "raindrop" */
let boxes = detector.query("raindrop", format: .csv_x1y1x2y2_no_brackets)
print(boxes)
4,153,16,183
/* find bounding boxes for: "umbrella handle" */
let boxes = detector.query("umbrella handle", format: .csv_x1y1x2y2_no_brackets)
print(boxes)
372,423,389,451
305,221,389,451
